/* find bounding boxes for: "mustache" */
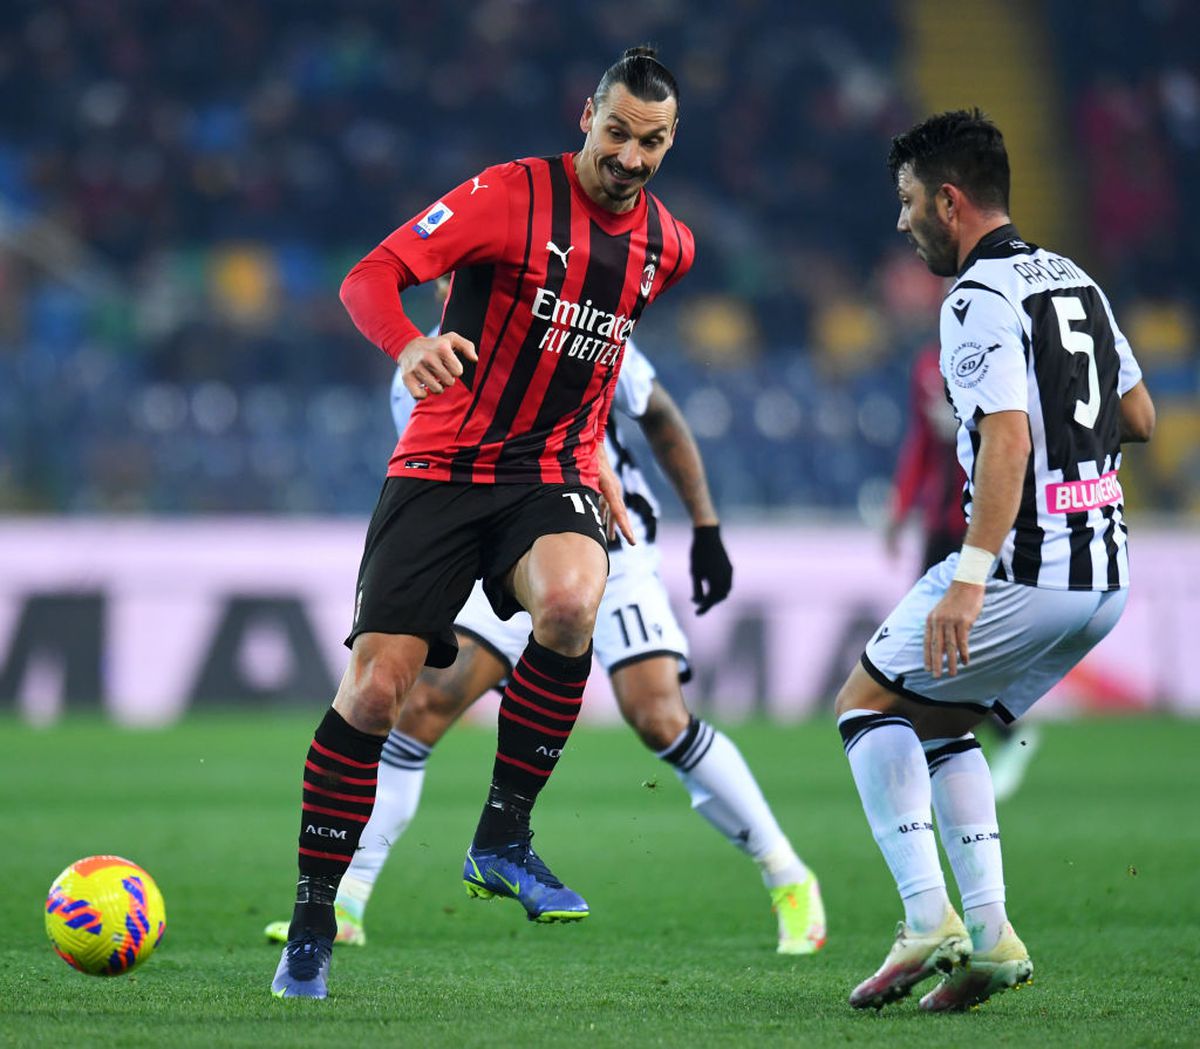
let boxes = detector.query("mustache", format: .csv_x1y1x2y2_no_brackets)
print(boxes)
606,160,648,179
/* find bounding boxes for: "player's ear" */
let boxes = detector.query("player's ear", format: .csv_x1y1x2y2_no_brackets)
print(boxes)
580,97,595,134
937,183,959,223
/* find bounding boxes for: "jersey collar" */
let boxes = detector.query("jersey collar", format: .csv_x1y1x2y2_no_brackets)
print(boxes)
563,152,648,233
958,222,1022,276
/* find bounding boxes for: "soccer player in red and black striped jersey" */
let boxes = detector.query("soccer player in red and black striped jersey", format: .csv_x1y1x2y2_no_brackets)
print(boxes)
271,46,695,998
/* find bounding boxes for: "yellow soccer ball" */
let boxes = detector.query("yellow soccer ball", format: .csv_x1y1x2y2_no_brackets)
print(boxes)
45,856,167,976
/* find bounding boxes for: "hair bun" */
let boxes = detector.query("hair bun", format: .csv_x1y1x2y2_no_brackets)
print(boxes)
623,45,658,61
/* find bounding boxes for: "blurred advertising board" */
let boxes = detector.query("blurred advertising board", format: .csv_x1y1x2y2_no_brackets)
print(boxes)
0,519,1192,725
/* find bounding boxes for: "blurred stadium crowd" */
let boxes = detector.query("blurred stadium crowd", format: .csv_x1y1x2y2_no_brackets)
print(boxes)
0,0,1196,516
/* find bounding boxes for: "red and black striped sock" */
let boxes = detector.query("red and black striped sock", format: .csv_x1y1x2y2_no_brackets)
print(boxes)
289,708,384,938
473,637,591,849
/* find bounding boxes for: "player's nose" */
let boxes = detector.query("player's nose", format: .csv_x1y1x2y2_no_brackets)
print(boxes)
896,208,909,234
617,141,642,172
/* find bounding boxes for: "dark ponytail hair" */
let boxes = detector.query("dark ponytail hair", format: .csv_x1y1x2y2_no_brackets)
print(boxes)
594,44,680,112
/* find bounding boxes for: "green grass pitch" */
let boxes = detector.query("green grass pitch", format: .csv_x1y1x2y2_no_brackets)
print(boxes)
3,713,1199,1048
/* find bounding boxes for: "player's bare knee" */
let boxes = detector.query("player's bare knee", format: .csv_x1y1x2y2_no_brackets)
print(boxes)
833,679,862,718
530,589,598,653
833,664,896,719
341,658,417,734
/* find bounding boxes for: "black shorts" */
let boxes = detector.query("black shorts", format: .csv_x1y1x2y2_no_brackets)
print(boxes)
345,477,608,668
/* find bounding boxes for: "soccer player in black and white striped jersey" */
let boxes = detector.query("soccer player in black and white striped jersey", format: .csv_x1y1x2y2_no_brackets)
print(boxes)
833,109,1156,1013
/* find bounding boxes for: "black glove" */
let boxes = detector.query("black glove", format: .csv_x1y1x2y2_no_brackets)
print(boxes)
690,524,733,615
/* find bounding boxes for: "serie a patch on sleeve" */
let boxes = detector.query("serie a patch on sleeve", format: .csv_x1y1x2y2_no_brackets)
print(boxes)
413,201,454,239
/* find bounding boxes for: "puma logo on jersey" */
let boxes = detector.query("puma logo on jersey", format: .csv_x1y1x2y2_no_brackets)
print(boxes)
546,240,573,268
470,176,488,195
951,297,971,324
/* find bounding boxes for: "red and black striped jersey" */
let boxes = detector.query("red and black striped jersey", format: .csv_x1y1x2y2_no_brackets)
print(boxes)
369,153,693,488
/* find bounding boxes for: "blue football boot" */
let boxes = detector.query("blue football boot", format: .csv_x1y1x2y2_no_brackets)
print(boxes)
271,931,333,999
463,835,589,922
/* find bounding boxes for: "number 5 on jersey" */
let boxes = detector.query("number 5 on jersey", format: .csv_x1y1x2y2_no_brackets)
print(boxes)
1051,295,1099,429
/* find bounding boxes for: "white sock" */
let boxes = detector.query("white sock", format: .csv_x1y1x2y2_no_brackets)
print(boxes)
838,709,949,931
924,734,1007,951
336,730,431,916
659,719,810,889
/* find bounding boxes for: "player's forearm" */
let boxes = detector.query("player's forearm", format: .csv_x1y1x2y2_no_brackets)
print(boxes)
340,249,424,362
639,385,719,527
1119,380,1155,443
961,410,1031,555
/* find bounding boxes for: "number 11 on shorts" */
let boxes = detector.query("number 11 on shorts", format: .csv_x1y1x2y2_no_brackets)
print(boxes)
562,491,603,529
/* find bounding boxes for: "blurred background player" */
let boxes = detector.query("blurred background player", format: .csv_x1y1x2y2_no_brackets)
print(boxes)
836,109,1154,1012
271,46,694,998
267,276,826,955
885,341,1040,801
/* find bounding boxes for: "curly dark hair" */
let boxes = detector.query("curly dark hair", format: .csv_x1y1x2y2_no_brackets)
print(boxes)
887,108,1010,212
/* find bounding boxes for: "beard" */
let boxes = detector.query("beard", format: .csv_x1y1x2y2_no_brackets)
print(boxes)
601,159,648,201
909,207,958,277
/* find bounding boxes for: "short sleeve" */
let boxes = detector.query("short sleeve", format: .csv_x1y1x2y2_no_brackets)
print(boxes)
375,163,516,284
1096,287,1144,395
939,288,1028,425
612,338,656,419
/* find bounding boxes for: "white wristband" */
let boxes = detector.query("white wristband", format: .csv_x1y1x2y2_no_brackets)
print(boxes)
952,544,995,586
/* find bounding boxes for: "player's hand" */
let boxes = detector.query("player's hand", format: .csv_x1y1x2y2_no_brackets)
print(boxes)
398,332,477,399
924,580,985,678
597,448,635,546
690,524,732,615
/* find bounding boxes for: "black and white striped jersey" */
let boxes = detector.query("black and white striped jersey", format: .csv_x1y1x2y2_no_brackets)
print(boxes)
939,224,1143,591
602,339,662,550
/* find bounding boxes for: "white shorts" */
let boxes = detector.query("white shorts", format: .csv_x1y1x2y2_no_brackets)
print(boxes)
454,543,690,680
863,554,1127,722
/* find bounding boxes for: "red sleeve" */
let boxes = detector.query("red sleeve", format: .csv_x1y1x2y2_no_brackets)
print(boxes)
656,205,695,295
377,162,514,283
890,349,939,522
339,162,515,361
339,248,424,362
